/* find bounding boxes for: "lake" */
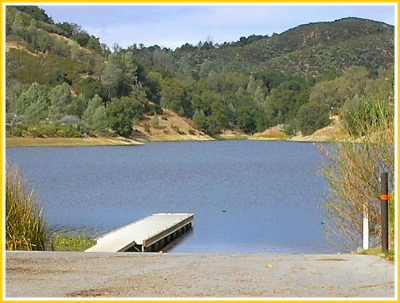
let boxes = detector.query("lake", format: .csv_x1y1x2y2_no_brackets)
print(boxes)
6,140,339,253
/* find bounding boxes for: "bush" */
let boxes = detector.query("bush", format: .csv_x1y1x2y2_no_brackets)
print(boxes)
23,122,83,138
6,164,46,251
7,122,28,137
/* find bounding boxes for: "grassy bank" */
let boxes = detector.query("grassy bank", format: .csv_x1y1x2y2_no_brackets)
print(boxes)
50,233,95,251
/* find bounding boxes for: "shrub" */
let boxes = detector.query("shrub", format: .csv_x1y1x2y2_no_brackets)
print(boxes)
7,122,28,137
319,97,394,249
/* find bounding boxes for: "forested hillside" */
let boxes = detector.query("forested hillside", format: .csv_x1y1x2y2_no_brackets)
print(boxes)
5,6,395,140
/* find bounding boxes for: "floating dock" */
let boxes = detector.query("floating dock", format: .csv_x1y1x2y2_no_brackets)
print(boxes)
85,213,194,253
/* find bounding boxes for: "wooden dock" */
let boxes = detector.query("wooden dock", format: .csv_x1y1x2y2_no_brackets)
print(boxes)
85,213,194,253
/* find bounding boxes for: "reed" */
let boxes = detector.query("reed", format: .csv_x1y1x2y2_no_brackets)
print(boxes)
6,164,46,251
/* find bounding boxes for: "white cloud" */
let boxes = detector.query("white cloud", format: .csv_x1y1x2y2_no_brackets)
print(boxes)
41,4,395,50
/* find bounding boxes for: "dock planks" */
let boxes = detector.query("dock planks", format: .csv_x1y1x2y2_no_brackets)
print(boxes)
85,213,194,252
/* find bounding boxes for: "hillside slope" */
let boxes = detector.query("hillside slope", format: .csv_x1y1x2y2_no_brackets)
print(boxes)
5,6,394,143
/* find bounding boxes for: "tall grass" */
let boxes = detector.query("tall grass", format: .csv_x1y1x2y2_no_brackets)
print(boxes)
6,164,46,251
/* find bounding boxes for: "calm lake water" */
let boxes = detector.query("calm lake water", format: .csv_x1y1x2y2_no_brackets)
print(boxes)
6,140,339,253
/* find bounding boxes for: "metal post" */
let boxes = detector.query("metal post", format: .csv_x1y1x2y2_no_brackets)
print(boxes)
380,172,389,253
362,204,369,250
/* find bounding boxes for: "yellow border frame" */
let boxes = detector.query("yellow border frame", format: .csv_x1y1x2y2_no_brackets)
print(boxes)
0,1,398,303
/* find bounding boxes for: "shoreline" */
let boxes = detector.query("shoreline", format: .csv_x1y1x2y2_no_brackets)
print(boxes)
6,133,337,147
5,136,144,147
6,251,394,298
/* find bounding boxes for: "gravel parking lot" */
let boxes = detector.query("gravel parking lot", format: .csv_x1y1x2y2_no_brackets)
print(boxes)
5,251,395,298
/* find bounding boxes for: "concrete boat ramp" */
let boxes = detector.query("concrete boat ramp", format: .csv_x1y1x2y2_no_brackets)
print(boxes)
85,213,194,253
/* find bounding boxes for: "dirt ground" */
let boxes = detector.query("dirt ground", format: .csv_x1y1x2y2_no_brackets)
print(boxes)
5,251,395,299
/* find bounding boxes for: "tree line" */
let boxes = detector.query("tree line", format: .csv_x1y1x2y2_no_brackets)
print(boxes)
6,6,395,139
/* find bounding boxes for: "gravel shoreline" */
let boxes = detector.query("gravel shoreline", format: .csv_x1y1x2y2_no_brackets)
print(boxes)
5,251,395,299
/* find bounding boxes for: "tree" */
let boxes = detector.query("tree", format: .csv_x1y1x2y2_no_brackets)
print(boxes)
92,106,108,134
13,82,49,121
192,89,220,116
160,78,192,117
236,106,257,134
56,22,81,38
152,49,176,73
192,109,208,132
87,37,102,53
48,82,72,119
264,80,310,125
14,6,53,23
102,52,138,98
82,94,103,126
11,12,26,40
70,42,83,61
253,86,265,104
52,39,70,57
309,79,339,108
34,31,54,53
106,96,144,137
78,77,104,100
144,71,162,104
68,94,88,118
296,101,330,135
26,19,38,45
246,74,256,95
74,31,91,47
207,101,230,134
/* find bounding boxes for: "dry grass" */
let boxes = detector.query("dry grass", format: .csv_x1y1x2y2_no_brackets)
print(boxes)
252,129,289,140
135,109,213,142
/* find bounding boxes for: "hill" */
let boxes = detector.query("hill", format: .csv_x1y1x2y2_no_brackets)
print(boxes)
172,17,393,79
5,6,394,143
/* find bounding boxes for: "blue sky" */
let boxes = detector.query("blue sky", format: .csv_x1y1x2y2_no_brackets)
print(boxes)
39,4,396,50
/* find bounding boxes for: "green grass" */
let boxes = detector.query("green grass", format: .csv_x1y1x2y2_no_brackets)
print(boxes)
6,164,46,251
50,233,95,251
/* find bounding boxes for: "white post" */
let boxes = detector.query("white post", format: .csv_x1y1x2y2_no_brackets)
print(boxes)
363,204,369,250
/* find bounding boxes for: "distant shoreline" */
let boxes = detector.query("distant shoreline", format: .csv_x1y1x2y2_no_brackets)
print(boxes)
5,134,338,147
5,136,144,147
6,132,342,147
